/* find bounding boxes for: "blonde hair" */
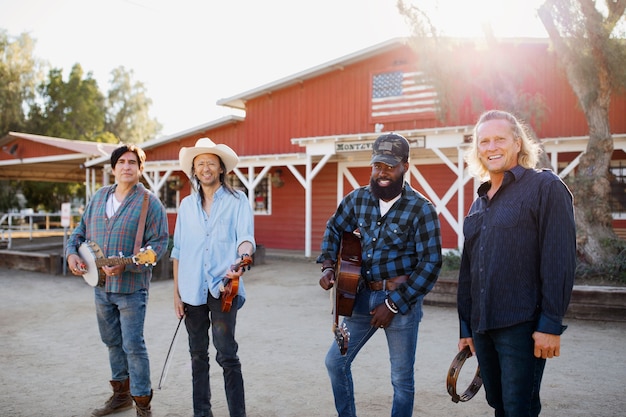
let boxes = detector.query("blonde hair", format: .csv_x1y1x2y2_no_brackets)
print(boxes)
465,110,540,180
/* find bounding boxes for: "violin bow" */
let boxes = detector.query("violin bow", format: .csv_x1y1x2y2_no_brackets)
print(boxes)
158,315,184,390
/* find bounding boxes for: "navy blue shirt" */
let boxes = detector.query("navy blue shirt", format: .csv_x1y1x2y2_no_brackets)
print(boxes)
458,165,576,337
318,183,442,314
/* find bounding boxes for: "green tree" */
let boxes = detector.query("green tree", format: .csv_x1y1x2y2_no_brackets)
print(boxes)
19,181,82,212
398,0,626,266
106,66,162,144
27,64,107,141
538,0,626,264
1,28,162,212
0,30,42,136
0,180,21,211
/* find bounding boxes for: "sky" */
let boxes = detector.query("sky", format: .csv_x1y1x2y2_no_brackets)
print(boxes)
1,0,547,137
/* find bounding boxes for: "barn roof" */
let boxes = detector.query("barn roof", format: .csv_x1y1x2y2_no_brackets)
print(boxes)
216,36,550,111
217,38,408,110
0,132,118,183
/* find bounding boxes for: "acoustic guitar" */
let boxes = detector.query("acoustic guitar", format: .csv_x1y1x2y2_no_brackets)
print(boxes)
221,255,253,312
332,230,362,355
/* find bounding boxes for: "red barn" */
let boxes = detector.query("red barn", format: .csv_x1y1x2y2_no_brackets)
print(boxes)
5,38,626,256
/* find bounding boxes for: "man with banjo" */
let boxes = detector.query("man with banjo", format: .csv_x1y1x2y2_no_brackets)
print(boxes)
317,133,442,417
66,144,169,417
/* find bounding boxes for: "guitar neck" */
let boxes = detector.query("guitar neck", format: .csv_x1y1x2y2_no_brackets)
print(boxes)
95,256,134,268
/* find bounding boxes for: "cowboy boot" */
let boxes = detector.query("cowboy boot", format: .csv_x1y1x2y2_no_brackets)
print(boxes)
133,389,153,417
92,378,133,416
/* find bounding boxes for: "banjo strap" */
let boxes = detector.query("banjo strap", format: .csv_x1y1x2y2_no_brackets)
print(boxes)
134,192,149,254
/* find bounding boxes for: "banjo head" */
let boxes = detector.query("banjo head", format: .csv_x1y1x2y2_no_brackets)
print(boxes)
78,241,104,287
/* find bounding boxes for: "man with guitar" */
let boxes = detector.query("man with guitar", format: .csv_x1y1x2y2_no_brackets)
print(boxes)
171,138,255,417
66,144,169,417
318,133,442,417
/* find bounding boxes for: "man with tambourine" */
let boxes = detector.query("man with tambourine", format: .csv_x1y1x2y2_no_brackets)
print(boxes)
66,144,169,417
455,110,576,416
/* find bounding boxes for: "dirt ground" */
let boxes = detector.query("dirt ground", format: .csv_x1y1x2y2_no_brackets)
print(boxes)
1,257,625,417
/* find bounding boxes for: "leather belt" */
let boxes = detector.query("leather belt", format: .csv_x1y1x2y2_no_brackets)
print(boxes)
366,275,408,291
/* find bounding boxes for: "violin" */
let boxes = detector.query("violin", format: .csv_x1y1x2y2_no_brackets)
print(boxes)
221,255,253,312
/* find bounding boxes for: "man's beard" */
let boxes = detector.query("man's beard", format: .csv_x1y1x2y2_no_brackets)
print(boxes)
370,176,404,201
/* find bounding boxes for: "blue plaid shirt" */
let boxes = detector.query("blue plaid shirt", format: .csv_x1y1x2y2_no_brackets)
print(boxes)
318,183,442,314
458,166,576,337
66,183,169,293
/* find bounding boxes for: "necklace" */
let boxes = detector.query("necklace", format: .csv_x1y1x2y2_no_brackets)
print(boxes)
106,194,122,217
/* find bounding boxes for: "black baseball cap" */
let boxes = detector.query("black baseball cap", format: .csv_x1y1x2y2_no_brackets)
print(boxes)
370,133,410,166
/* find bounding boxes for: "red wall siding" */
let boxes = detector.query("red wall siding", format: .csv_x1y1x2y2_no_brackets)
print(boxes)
146,39,626,252
146,122,247,162
219,41,626,163
255,166,306,248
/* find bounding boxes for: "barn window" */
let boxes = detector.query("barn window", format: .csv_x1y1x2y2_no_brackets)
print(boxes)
226,174,271,215
609,164,626,215
160,175,183,211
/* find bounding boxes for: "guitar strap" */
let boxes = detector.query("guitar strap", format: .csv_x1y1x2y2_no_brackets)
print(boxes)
134,192,149,254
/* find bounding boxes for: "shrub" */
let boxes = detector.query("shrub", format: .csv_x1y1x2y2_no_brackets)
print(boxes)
441,248,461,271
575,249,626,286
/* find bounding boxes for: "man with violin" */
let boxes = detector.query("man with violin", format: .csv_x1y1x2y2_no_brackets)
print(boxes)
318,133,442,417
172,138,255,417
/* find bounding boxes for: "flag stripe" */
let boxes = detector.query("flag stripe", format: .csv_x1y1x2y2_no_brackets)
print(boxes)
371,71,438,118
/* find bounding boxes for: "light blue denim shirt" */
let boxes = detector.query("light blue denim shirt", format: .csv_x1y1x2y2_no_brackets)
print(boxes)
171,186,255,308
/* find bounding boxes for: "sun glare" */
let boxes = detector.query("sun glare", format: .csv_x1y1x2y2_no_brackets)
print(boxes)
406,0,547,38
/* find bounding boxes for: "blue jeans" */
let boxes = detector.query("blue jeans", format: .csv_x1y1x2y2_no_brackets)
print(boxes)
325,287,423,417
473,321,547,417
184,294,245,417
94,287,151,396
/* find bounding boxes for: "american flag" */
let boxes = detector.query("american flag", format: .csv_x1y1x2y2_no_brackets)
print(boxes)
371,71,438,119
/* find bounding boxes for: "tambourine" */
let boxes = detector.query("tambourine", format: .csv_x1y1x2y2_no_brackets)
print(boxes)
446,346,482,403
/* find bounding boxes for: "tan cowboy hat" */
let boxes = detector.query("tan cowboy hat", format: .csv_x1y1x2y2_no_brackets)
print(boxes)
178,137,239,177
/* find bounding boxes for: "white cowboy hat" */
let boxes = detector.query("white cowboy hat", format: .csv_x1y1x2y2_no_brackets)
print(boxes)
178,137,239,177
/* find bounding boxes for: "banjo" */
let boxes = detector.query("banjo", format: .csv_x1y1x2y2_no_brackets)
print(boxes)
77,241,157,287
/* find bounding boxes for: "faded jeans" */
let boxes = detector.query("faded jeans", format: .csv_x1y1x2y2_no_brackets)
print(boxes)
94,287,151,396
473,321,547,417
184,293,245,417
325,287,423,417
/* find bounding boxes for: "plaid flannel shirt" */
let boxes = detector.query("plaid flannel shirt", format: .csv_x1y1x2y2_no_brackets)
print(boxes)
318,183,442,314
66,183,169,293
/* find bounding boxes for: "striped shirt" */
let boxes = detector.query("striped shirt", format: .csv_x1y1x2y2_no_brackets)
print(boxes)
458,165,576,337
318,183,442,314
66,183,169,293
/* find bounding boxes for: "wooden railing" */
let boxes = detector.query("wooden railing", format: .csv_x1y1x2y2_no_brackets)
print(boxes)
0,212,74,249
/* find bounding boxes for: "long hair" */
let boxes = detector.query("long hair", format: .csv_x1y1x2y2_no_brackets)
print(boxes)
465,110,540,180
190,156,238,207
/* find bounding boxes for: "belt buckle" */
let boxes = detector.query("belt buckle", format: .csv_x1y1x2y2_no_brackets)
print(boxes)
382,280,387,291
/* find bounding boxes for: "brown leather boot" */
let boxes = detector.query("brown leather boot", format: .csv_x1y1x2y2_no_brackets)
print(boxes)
92,379,133,416
132,389,153,417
